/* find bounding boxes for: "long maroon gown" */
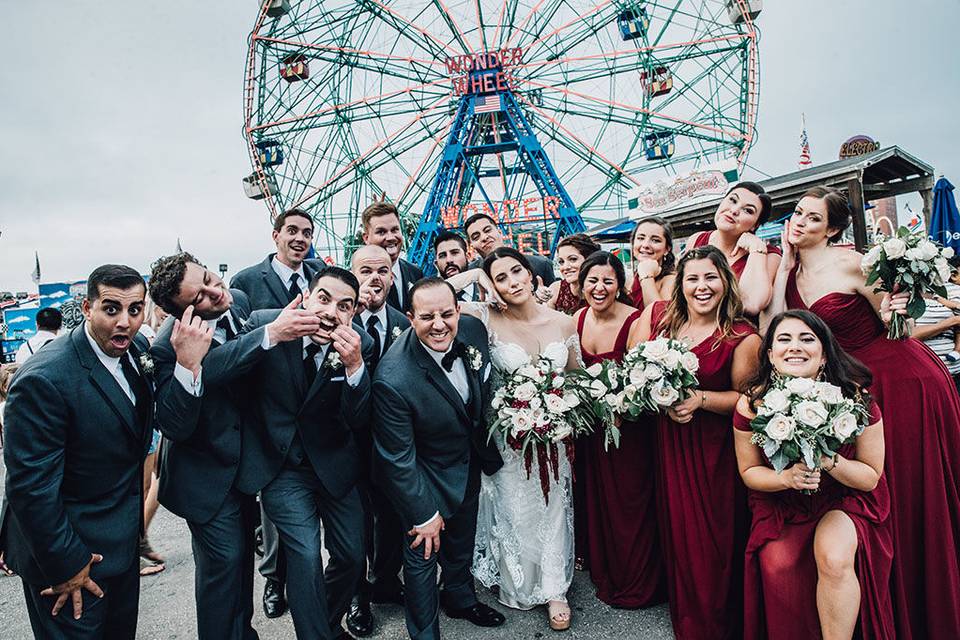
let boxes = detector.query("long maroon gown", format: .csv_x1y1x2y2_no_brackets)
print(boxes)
734,404,895,639
786,269,960,639
651,301,754,639
577,309,665,607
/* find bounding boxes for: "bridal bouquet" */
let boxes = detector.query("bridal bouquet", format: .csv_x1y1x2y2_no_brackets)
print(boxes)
569,338,700,450
861,227,954,339
749,376,870,492
489,354,595,503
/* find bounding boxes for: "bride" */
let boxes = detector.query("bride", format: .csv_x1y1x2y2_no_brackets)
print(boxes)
448,246,580,631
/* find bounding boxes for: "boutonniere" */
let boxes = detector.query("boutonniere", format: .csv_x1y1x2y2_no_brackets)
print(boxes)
465,345,483,372
138,353,155,375
324,350,342,371
391,326,403,341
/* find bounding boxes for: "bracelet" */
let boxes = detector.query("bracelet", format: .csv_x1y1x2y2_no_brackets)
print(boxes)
637,274,655,282
700,391,707,408
825,456,840,472
750,248,768,255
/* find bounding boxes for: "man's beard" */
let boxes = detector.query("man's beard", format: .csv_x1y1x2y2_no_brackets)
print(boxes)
442,264,463,278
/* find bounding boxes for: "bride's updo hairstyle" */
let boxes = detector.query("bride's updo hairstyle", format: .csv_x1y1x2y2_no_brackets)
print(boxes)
482,246,535,284
800,186,852,244
577,251,632,305
745,309,873,411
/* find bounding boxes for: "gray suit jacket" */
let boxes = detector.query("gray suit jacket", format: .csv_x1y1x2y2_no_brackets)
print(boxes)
151,290,270,523
371,316,503,528
230,254,327,310
1,326,153,585
236,310,375,499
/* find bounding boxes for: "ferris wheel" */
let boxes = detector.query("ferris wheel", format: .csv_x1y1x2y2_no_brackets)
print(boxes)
243,0,761,269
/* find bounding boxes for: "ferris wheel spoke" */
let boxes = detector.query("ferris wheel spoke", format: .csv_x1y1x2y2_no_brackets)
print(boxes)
430,0,475,55
253,36,446,80
517,0,614,61
521,2,619,63
291,92,454,209
397,116,456,206
500,0,548,50
361,0,464,60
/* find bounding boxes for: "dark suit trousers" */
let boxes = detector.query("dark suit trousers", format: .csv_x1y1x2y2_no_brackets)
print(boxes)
257,499,286,583
402,470,481,640
187,488,259,640
261,465,364,640
21,561,139,640
357,467,404,596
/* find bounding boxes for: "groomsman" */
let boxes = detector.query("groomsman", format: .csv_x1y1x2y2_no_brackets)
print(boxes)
372,278,505,640
2,265,152,639
238,266,374,640
149,252,320,640
361,201,423,310
345,246,410,637
230,206,326,618
433,231,480,302
464,212,556,286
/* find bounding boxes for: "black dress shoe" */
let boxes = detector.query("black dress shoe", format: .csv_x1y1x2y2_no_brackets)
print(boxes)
369,584,405,605
335,632,358,640
262,579,287,618
443,602,506,627
346,597,374,637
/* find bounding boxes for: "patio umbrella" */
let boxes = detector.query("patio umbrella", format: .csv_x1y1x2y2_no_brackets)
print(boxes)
929,177,960,253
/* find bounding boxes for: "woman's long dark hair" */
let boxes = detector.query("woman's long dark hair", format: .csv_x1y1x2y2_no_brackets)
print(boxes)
482,246,534,282
746,310,873,411
578,251,633,305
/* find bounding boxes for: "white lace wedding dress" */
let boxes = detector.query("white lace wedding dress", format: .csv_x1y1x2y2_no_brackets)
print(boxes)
471,311,578,609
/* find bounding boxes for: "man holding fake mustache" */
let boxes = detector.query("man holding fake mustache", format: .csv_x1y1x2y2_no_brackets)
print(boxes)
238,266,375,640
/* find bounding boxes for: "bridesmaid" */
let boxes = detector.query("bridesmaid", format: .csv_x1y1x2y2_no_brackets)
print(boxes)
635,245,761,639
626,216,676,311
766,186,960,639
574,252,665,608
545,233,600,314
686,181,781,317
734,309,894,640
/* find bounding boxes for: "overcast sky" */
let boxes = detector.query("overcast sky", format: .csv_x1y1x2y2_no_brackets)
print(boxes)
1,1,957,293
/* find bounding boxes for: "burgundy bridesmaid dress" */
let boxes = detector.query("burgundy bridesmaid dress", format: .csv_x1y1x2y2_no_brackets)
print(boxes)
628,277,647,312
690,232,781,281
577,309,665,607
786,269,960,639
651,301,755,639
734,405,895,640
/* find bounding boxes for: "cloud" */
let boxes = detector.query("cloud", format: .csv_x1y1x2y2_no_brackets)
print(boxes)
6,315,32,323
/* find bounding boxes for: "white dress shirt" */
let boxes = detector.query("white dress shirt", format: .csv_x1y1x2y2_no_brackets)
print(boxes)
84,325,138,404
15,330,59,364
391,260,404,308
301,337,365,387
415,339,471,528
272,255,307,297
176,310,272,398
359,306,388,356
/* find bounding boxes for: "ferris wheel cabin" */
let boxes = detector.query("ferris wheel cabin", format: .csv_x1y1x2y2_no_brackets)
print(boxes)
617,6,650,41
242,172,277,200
726,0,762,23
644,131,676,161
255,140,284,167
640,66,673,98
280,54,309,82
262,0,290,17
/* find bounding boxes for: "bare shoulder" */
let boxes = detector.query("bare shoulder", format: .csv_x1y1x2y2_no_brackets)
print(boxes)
735,393,755,419
833,247,864,270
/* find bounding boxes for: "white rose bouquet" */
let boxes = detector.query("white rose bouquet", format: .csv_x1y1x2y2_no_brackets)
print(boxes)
569,338,700,450
488,354,595,503
749,376,870,493
861,226,954,340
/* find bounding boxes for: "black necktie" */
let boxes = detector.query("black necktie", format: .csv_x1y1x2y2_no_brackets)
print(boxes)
289,274,302,301
456,289,467,302
441,341,467,372
120,355,150,425
216,315,235,342
304,343,322,386
366,315,382,369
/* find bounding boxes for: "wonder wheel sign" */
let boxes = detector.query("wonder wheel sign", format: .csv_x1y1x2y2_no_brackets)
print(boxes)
244,0,761,269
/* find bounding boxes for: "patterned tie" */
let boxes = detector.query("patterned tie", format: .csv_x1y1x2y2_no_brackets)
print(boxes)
289,273,302,301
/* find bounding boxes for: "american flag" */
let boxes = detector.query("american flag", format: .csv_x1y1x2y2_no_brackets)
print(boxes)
474,94,502,114
798,114,812,169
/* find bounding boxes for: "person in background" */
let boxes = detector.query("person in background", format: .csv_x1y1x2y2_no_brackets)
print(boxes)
912,272,960,392
0,362,17,576
231,206,328,619
138,295,167,576
625,217,676,312
15,307,63,364
361,201,423,311
734,310,894,639
434,231,477,301
545,233,601,314
685,182,781,319
464,213,556,289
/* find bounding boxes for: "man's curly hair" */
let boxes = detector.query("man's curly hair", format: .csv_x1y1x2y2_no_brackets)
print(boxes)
149,252,202,316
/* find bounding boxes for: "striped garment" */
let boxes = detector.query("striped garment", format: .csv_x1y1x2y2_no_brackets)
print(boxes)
916,283,960,375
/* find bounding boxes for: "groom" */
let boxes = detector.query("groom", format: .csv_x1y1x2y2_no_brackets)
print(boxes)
371,278,505,640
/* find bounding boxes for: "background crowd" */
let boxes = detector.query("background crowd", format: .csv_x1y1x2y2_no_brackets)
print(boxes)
2,183,960,640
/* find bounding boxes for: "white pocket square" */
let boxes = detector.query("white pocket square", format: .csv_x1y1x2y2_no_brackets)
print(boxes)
330,376,346,382
482,363,491,382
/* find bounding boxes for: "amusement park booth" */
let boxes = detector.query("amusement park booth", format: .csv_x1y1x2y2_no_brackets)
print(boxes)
587,146,936,252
